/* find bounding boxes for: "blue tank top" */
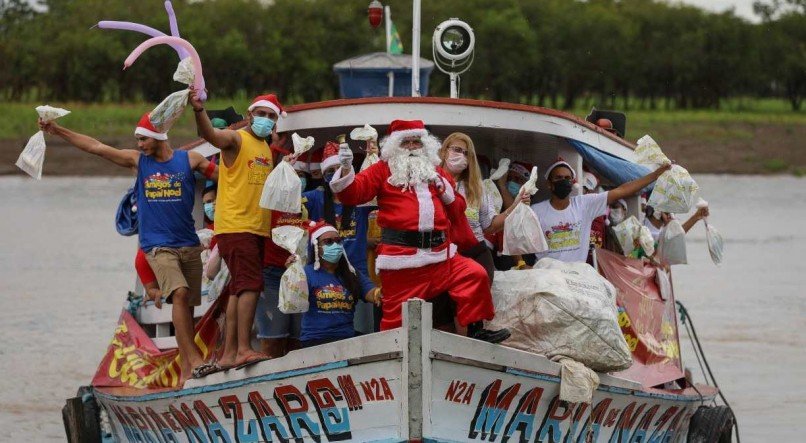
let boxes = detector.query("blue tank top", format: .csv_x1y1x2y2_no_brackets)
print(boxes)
137,150,200,252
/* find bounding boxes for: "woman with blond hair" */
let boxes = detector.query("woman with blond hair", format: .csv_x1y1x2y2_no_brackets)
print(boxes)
439,132,529,282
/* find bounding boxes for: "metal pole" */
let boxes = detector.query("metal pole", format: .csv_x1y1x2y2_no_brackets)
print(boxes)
386,6,393,97
411,0,421,97
449,72,457,99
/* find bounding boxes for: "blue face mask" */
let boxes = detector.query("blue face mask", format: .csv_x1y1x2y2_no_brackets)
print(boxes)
299,177,307,191
203,202,215,220
507,181,521,197
250,116,275,138
324,171,335,184
321,242,344,264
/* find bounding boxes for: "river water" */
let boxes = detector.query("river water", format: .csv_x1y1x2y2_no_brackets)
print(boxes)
0,175,802,442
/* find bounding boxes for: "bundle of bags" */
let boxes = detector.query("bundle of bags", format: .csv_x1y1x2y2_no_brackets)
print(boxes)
487,258,633,372
273,225,310,314
612,216,655,257
635,135,699,214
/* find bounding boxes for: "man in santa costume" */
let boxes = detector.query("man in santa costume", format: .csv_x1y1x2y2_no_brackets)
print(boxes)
330,119,509,343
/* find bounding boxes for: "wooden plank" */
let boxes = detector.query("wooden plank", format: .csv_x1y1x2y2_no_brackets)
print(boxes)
63,397,85,443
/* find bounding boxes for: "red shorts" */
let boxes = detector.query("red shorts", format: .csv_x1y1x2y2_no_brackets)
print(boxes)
216,232,265,296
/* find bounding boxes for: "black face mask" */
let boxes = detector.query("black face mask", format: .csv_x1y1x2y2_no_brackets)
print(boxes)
551,179,573,199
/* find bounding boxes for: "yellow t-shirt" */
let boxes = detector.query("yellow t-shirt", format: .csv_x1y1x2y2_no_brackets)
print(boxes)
214,129,272,235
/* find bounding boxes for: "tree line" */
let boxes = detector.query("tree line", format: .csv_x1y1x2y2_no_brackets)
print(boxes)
1,0,804,110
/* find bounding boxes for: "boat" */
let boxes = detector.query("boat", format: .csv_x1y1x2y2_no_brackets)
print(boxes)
63,96,734,442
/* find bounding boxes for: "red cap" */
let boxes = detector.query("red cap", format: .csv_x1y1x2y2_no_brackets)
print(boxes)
320,141,341,171
386,119,427,138
134,113,167,140
248,93,286,117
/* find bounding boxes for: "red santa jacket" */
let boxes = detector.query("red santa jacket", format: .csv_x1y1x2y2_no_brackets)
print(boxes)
331,161,477,270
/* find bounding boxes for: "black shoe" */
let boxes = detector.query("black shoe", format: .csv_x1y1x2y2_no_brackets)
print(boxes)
467,322,511,344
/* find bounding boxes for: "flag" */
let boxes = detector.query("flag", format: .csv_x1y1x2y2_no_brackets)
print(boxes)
389,21,403,55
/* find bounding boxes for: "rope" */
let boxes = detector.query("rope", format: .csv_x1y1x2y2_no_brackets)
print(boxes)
126,291,144,317
677,301,741,443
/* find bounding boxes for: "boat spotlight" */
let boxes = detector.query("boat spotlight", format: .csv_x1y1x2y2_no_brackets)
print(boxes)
432,18,475,98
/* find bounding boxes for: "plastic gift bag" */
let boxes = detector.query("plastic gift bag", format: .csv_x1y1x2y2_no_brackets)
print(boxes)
483,179,503,214
648,164,699,213
655,267,672,301
638,225,655,257
503,166,548,255
350,123,378,142
657,219,687,265
291,132,315,155
634,135,670,169
273,226,310,314
259,161,301,213
149,58,196,133
16,105,71,180
696,199,724,265
612,216,642,256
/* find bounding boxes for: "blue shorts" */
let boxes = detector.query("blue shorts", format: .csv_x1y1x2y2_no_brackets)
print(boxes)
255,266,302,339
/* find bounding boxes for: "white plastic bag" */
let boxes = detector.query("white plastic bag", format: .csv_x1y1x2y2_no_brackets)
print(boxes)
291,132,315,155
488,260,633,372
259,161,302,213
655,267,672,301
173,57,195,85
638,225,655,257
503,166,548,255
150,89,190,133
634,135,670,169
612,216,642,256
16,105,71,180
704,219,724,265
657,219,687,265
482,179,503,214
648,164,699,214
273,226,310,314
349,124,378,141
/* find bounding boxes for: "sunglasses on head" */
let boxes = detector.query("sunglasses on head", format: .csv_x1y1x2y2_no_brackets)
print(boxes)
320,237,343,246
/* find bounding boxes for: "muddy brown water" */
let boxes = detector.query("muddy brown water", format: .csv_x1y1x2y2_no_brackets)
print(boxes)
0,175,802,441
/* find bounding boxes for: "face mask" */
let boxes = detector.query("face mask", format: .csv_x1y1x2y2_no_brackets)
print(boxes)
551,179,573,199
321,242,344,263
324,171,335,184
250,116,275,138
609,208,625,225
299,177,307,191
507,181,521,197
203,202,215,220
445,151,468,174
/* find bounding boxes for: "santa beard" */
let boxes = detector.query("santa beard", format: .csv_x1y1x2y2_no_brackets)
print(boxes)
383,134,442,189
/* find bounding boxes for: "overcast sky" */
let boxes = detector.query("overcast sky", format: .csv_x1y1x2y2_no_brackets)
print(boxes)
672,0,760,21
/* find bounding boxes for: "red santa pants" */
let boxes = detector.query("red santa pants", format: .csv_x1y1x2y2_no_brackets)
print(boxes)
378,254,495,330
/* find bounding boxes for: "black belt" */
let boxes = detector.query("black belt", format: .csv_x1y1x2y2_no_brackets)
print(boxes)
381,228,446,249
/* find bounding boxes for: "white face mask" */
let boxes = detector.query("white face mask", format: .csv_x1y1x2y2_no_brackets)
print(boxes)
445,151,468,174
609,207,626,225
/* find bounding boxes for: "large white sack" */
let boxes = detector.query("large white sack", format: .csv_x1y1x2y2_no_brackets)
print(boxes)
259,161,302,213
488,259,633,372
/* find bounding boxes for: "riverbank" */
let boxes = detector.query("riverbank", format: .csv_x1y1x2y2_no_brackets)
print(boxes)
2,101,804,176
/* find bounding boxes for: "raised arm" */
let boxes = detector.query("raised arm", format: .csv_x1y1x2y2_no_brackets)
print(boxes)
681,206,709,233
607,164,671,204
330,161,386,206
39,119,138,169
190,90,240,152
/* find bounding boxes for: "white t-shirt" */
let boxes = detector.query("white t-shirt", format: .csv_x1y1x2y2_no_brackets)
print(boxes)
531,192,608,262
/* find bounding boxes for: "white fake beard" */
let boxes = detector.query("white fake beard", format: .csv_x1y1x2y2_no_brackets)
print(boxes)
386,145,440,189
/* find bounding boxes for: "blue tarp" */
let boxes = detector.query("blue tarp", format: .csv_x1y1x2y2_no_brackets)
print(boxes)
567,139,653,191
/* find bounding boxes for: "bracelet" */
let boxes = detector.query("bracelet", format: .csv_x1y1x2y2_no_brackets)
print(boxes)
203,160,216,179
193,107,205,113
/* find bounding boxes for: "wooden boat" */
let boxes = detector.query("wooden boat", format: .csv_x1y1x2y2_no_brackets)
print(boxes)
66,97,731,442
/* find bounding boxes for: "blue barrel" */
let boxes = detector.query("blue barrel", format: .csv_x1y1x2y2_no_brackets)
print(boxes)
334,52,434,98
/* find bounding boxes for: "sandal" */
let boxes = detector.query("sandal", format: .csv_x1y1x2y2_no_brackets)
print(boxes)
191,362,221,379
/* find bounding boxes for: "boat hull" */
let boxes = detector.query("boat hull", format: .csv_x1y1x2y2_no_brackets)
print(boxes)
94,301,713,442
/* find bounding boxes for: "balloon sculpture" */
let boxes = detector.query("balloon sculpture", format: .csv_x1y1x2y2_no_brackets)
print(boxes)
96,2,190,60
124,36,206,102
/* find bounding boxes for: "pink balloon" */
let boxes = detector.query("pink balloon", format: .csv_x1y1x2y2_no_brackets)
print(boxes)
124,36,207,102
97,21,189,60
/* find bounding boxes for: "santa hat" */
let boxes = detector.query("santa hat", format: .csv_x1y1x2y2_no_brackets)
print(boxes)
544,157,576,181
134,113,167,141
380,119,431,161
582,172,599,191
248,93,287,117
320,141,341,172
508,162,532,180
307,220,355,272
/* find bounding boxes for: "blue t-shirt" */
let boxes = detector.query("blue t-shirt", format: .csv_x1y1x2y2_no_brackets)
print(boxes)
136,151,200,252
303,189,374,275
300,264,375,342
